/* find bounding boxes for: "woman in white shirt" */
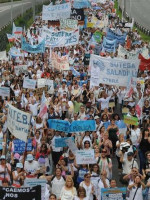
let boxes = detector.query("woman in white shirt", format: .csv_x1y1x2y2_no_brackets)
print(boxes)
59,175,77,200
74,186,88,200
130,125,141,147
128,175,145,200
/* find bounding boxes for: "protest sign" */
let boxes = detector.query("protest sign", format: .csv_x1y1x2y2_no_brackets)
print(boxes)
93,31,102,43
14,65,28,75
42,28,79,47
0,186,41,200
124,115,138,126
60,19,78,30
101,187,126,200
21,37,45,53
107,29,126,45
90,54,139,87
0,51,8,60
7,104,31,142
65,138,78,154
76,150,96,164
51,52,70,71
70,8,85,21
24,179,46,200
37,79,46,88
0,87,10,97
23,78,36,89
55,137,74,147
42,3,71,21
13,139,32,153
102,37,117,53
47,119,96,133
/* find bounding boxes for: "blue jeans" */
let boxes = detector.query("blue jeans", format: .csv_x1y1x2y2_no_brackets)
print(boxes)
138,149,146,174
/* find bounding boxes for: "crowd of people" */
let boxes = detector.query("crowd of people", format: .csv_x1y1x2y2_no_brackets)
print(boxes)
0,0,150,199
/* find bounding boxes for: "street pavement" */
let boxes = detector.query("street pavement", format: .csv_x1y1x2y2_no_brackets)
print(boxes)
119,0,150,31
0,0,47,30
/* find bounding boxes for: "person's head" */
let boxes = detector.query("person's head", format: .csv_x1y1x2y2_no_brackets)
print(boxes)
2,179,9,187
103,132,109,140
49,194,57,200
131,167,139,176
80,105,85,113
0,155,6,164
16,162,23,172
35,130,40,138
55,167,62,177
101,148,107,158
134,175,142,187
142,128,149,138
40,144,47,153
77,187,86,198
118,134,124,142
84,173,91,182
92,164,100,174
146,151,150,161
110,179,117,188
84,140,90,149
65,176,74,188
26,154,34,163
130,107,135,115
101,170,107,178
127,152,134,161
100,126,105,133
94,145,100,153
110,119,115,125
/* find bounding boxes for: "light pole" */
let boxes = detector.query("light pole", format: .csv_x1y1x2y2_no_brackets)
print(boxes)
21,0,24,17
11,0,13,25
32,0,35,21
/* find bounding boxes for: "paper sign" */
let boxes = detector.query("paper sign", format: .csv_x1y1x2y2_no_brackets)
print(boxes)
0,87,10,97
55,137,74,147
14,65,28,75
101,187,126,200
76,150,96,164
14,139,32,153
23,78,36,89
124,115,138,125
65,138,78,154
37,79,46,88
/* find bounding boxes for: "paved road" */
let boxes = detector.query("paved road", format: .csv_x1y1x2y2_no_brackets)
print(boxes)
119,0,150,31
0,0,47,29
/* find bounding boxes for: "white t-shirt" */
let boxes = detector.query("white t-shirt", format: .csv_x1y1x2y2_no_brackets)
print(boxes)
128,185,143,200
24,160,40,175
130,128,140,146
60,186,77,200
74,197,88,200
122,158,139,174
97,178,110,200
80,181,93,200
51,176,66,199
98,96,111,110
29,103,39,116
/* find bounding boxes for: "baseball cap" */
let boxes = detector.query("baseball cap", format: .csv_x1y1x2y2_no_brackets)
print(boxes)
26,154,34,161
94,116,100,120
0,155,6,160
16,163,23,168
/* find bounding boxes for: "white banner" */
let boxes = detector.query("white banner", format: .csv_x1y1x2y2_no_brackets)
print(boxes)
42,2,71,21
118,45,149,59
14,65,28,76
42,27,79,47
76,150,96,165
7,104,31,142
90,54,139,87
0,87,10,97
0,51,8,61
23,78,36,89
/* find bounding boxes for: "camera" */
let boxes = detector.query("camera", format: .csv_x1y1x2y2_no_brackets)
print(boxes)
120,142,130,153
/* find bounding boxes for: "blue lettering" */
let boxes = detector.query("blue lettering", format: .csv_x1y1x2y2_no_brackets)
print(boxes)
17,112,21,123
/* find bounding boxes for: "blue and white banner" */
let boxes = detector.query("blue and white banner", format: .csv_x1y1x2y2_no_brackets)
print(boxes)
73,0,91,9
21,37,45,53
7,104,31,142
55,137,74,147
47,119,96,133
42,27,79,47
14,139,32,154
42,2,71,21
9,47,23,57
76,150,96,164
101,187,126,200
106,29,126,45
102,37,117,53
90,54,139,87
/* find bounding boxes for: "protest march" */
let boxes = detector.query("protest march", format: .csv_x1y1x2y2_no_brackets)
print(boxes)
0,0,150,200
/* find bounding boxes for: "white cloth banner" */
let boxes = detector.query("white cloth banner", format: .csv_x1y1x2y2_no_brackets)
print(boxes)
23,78,36,89
0,51,8,61
0,87,10,97
37,78,46,88
118,45,149,59
76,150,96,165
7,104,31,142
42,2,71,21
90,54,139,87
42,27,79,47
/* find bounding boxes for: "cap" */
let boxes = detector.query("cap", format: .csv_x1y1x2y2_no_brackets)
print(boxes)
94,116,100,120
16,163,23,168
127,152,134,156
26,154,34,161
0,155,6,160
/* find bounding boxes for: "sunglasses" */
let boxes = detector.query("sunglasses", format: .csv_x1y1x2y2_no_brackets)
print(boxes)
102,151,107,153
